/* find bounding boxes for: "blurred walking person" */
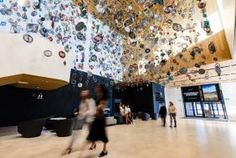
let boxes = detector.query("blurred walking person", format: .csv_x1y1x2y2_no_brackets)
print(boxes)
159,104,167,127
79,85,110,157
62,88,96,155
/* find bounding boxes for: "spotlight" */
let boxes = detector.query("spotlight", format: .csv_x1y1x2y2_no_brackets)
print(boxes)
18,0,30,6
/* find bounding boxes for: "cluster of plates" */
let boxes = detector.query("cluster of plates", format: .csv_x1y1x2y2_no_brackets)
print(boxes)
0,0,123,80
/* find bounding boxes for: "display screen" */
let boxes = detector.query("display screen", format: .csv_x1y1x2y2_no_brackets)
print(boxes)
155,92,164,101
202,84,219,101
182,86,201,102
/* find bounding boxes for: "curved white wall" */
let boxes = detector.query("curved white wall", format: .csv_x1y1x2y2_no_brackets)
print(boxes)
220,82,236,121
217,0,236,56
165,87,185,117
0,32,71,82
0,0,123,88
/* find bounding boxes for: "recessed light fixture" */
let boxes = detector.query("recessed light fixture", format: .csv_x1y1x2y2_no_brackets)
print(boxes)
18,0,30,7
17,81,29,85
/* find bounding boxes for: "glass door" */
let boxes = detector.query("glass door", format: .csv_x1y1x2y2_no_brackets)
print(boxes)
193,102,203,117
212,102,227,119
184,101,227,119
203,102,227,119
185,102,194,117
203,103,213,118
185,102,203,117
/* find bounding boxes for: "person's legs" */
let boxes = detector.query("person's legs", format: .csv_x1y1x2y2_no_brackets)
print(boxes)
67,130,78,149
62,118,84,155
103,143,107,152
99,143,108,157
89,141,96,150
161,116,164,126
122,115,126,124
87,122,96,150
163,116,166,127
170,114,173,127
125,114,129,124
173,114,177,127
77,140,90,158
128,113,132,124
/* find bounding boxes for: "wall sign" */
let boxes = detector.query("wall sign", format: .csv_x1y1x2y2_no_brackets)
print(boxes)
182,86,201,102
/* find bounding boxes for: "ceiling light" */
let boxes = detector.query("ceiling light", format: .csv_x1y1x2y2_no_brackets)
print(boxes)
17,81,29,85
18,0,30,7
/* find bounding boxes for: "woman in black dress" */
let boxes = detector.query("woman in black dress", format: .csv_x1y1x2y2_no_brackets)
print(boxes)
79,85,109,157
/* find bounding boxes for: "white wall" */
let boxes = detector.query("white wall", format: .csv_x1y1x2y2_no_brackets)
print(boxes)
217,0,236,55
165,87,185,117
0,32,71,82
165,83,236,121
0,0,123,83
220,82,236,121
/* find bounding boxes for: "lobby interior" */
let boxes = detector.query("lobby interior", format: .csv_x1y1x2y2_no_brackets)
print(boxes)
0,0,236,158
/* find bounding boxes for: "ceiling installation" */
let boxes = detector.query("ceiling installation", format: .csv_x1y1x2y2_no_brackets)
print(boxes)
74,0,232,86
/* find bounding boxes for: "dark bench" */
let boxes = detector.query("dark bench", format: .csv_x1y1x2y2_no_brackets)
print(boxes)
18,118,47,138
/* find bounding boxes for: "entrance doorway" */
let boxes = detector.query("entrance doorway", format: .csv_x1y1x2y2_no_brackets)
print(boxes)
185,102,203,117
203,102,227,119
184,101,227,119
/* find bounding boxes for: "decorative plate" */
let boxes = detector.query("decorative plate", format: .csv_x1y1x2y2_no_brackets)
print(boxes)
215,63,221,76
23,34,33,43
192,46,202,54
89,55,97,62
172,23,182,32
93,34,103,44
77,83,83,88
198,69,206,74
145,48,151,53
195,63,201,68
77,45,84,51
128,31,136,39
58,51,66,58
179,67,188,74
208,42,216,54
198,2,206,9
140,44,145,48
43,50,53,57
164,5,176,14
75,22,87,31
213,57,218,61
76,32,86,41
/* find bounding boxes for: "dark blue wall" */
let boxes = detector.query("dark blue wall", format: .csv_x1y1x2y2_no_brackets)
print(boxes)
114,82,165,119
151,83,165,118
0,69,114,127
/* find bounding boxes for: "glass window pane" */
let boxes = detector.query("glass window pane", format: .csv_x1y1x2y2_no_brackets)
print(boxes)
185,102,194,116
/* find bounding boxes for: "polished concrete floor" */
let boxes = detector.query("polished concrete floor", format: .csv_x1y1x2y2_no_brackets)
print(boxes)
0,119,236,158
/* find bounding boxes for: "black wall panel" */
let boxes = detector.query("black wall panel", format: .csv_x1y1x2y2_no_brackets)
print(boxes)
0,69,114,127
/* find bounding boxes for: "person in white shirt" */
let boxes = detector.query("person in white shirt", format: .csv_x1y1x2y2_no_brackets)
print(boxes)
126,105,132,124
119,103,125,117
168,101,177,128
124,105,132,124
78,95,96,124
63,89,96,155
